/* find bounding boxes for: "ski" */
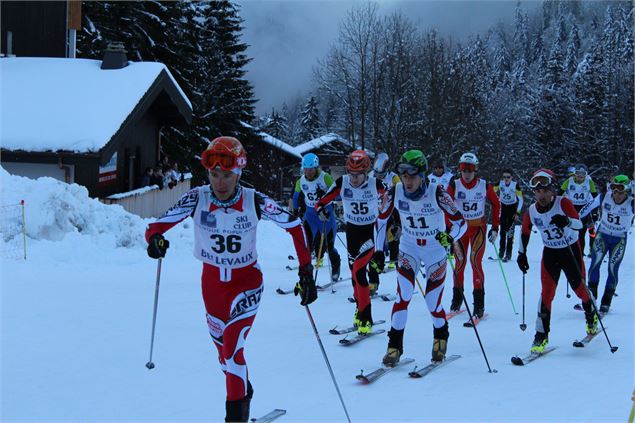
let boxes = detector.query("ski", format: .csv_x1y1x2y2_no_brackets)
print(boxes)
572,304,607,318
339,329,386,346
408,354,461,378
251,408,286,423
355,358,415,384
285,265,298,271
463,313,488,328
287,255,295,260
511,346,558,366
329,320,386,335
446,309,466,320
276,287,294,295
317,278,348,291
573,328,605,347
347,293,396,303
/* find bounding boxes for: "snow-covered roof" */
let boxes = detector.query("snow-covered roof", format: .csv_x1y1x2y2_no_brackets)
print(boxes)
294,133,373,157
0,57,192,154
258,132,302,160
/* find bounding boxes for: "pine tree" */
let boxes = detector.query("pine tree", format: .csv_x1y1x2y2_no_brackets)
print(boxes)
262,109,288,140
299,96,321,141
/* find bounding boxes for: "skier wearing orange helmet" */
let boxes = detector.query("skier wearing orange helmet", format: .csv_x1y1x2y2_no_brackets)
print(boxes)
315,150,388,335
145,136,315,422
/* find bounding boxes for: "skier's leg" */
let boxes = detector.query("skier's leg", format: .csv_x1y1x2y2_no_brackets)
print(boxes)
537,249,560,336
469,225,487,316
450,229,470,311
602,235,626,311
588,232,607,298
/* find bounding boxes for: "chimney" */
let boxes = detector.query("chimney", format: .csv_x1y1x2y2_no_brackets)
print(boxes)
101,42,128,70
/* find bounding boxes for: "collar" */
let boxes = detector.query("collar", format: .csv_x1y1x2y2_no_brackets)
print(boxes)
460,176,479,189
210,185,244,212
404,182,426,201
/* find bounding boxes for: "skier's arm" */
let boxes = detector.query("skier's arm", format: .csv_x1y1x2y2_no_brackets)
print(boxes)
324,173,335,188
145,188,199,242
578,194,602,219
255,193,311,267
518,211,532,254
375,186,395,250
589,179,598,197
515,188,524,213
315,176,342,210
446,179,456,199
292,179,302,211
486,183,501,230
560,197,583,230
560,178,570,196
437,186,467,240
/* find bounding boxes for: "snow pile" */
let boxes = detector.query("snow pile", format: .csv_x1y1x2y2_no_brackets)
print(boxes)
0,167,146,247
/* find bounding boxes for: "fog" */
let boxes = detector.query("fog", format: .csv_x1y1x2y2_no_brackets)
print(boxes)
237,0,541,114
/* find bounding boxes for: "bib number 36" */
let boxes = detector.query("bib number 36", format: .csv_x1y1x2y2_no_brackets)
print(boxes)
210,234,242,253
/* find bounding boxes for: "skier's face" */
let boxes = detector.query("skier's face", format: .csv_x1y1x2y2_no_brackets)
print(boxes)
401,173,422,193
574,172,586,183
348,172,366,188
304,168,317,180
208,169,240,200
433,165,444,176
533,187,554,207
460,168,475,183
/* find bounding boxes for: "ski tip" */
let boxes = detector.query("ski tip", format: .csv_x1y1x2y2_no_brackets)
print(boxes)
408,371,422,378
511,356,525,366
573,341,585,348
610,346,619,353
355,374,370,384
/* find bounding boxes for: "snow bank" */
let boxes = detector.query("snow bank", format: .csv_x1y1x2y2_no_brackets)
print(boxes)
0,167,146,247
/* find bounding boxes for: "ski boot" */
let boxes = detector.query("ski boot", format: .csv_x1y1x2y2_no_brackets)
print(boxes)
383,328,404,367
369,282,379,296
450,287,463,312
330,251,341,282
225,397,250,422
387,261,396,270
531,332,548,354
473,289,485,318
353,307,361,328
502,254,511,263
431,323,449,362
585,312,599,335
357,305,373,335
599,287,614,315
382,347,402,367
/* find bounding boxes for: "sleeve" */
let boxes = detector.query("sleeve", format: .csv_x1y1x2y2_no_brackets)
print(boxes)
255,192,311,267
375,186,395,250
292,179,302,210
560,197,583,230
519,211,532,254
578,194,602,219
315,176,342,210
515,188,524,212
437,186,467,241
589,179,598,196
145,188,199,242
391,174,401,186
486,183,501,230
324,173,334,188
493,184,500,194
446,179,456,199
560,178,570,196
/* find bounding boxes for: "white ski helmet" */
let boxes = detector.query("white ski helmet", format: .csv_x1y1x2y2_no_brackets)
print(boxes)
459,152,479,166
373,153,390,178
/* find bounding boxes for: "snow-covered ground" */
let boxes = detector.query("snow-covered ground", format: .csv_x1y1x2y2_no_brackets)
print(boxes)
2,169,633,422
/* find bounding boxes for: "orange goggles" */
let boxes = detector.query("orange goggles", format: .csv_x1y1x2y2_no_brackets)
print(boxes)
201,150,246,171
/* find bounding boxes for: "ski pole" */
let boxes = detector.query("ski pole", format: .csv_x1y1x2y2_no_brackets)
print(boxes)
566,279,571,298
447,253,497,373
146,258,163,370
304,305,352,423
490,242,518,315
520,272,527,331
562,236,618,353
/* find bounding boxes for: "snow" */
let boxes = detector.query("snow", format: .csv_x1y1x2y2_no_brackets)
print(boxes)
294,133,374,157
0,57,191,153
259,132,302,160
2,169,633,422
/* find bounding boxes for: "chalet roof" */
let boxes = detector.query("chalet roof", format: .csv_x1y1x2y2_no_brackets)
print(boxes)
294,133,374,157
0,57,192,155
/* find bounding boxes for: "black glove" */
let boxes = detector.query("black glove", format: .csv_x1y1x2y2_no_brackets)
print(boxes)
370,251,385,273
517,252,529,273
147,233,169,259
389,224,400,237
295,264,317,306
550,214,570,229
317,207,330,222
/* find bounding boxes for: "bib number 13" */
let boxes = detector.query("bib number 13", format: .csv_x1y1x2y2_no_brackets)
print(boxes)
210,234,242,253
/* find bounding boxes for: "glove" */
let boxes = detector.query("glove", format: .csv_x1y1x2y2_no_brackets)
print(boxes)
291,209,303,220
488,229,498,243
370,251,385,273
517,252,529,273
147,233,169,259
389,224,401,237
550,214,570,229
435,231,454,249
317,207,330,222
294,264,317,306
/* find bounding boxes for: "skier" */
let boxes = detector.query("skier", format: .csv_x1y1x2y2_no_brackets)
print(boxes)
292,153,341,281
578,174,634,313
376,150,466,366
446,153,501,317
315,150,386,334
560,164,599,255
493,169,523,262
516,169,598,353
427,158,454,189
369,152,401,291
145,137,316,423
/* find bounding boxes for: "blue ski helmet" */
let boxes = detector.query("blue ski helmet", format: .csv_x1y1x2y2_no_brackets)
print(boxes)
302,153,319,169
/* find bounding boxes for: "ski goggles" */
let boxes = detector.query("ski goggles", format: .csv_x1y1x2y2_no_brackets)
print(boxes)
459,163,476,172
396,163,420,176
610,182,628,193
201,150,246,172
529,173,553,189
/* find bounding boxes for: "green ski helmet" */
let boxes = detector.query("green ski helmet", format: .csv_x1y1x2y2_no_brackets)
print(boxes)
610,174,631,193
397,150,428,176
